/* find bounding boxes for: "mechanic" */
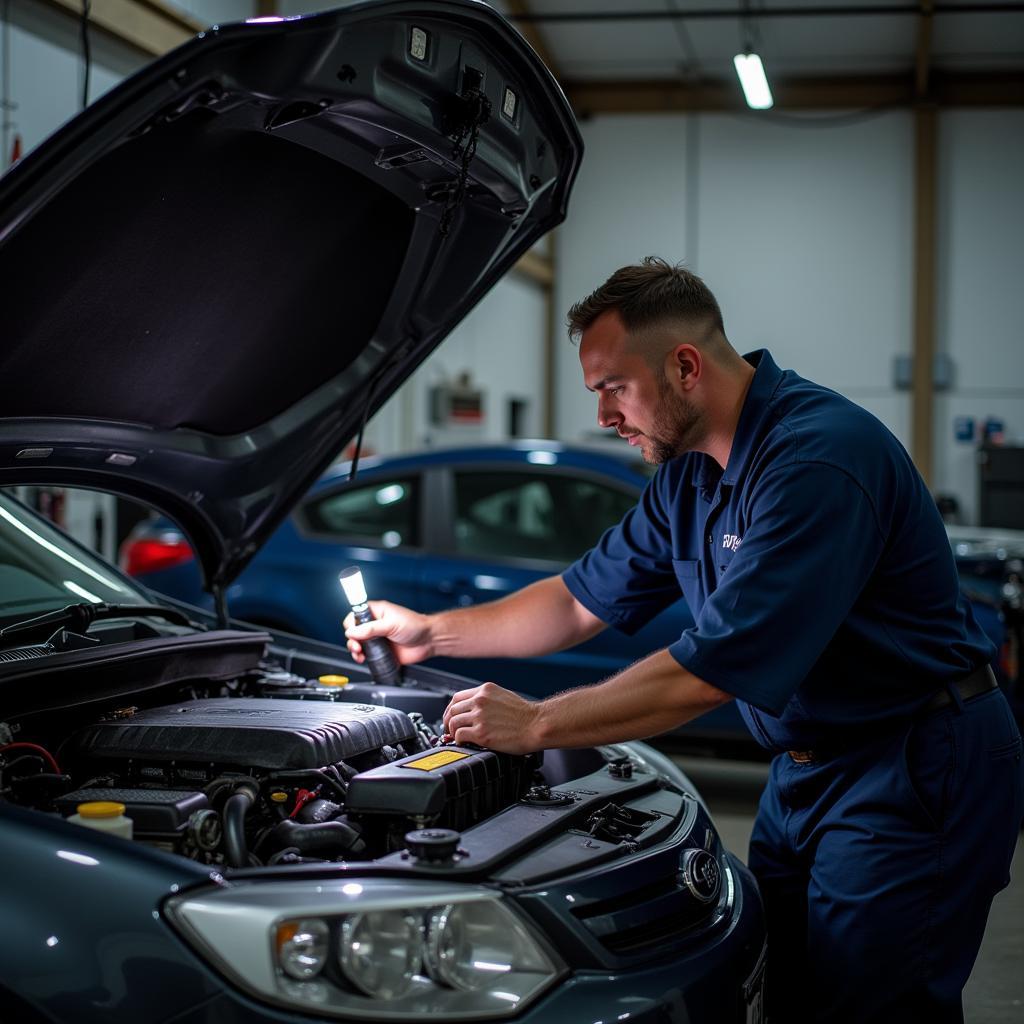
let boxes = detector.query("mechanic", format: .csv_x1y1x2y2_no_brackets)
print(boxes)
345,257,1023,1023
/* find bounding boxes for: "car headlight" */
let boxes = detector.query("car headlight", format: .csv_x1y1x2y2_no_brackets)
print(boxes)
277,918,330,980
165,879,564,1020
425,900,552,991
339,909,421,998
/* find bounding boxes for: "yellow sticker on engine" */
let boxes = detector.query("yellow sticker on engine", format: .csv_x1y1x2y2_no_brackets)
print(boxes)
402,750,471,771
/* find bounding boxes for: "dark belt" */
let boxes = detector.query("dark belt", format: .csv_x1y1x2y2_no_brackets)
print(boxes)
787,664,999,764
922,663,998,713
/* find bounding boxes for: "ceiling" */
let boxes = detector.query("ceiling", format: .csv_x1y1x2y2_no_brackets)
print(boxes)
505,1,1024,109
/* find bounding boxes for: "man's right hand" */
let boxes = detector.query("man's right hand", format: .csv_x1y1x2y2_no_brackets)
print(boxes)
344,601,435,666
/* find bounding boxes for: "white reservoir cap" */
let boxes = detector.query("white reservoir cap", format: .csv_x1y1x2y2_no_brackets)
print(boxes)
339,567,368,607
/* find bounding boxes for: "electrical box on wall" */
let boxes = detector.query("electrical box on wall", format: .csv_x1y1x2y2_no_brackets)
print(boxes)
892,353,955,390
429,373,485,431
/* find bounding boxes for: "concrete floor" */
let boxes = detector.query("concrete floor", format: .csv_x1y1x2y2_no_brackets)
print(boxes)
667,754,1024,1023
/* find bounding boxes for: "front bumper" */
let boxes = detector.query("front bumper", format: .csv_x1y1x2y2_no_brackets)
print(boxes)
159,854,764,1024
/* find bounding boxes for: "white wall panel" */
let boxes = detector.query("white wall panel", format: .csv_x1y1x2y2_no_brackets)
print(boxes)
696,111,914,396
163,1,254,25
4,0,144,166
933,110,1024,521
365,273,548,455
552,110,915,454
553,114,691,441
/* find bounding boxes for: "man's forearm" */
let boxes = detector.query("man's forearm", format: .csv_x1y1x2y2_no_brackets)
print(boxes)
442,648,734,753
430,576,605,660
532,649,732,748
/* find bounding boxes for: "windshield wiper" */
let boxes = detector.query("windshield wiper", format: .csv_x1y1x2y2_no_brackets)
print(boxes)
0,602,196,646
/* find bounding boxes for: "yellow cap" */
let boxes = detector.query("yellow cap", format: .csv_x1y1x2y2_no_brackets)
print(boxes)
77,801,126,818
318,674,349,687
270,791,289,803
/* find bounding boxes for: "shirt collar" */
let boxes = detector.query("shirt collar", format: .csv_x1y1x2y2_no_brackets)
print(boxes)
720,349,785,487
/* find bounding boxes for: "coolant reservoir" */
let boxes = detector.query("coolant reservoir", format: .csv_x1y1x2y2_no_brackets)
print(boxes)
68,801,133,839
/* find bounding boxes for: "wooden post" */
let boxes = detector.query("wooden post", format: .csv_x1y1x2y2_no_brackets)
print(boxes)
911,1,936,485
543,234,557,438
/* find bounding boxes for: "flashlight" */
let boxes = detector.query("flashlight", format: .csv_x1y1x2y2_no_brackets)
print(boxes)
339,566,403,686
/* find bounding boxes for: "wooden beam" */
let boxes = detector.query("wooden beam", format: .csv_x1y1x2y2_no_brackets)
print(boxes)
566,71,1024,114
541,234,557,438
512,248,554,288
911,106,937,486
39,0,200,57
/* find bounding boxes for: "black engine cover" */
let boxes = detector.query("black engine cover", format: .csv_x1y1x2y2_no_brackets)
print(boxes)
67,698,415,770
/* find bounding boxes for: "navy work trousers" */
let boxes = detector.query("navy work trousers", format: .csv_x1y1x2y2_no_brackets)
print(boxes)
748,687,1024,1023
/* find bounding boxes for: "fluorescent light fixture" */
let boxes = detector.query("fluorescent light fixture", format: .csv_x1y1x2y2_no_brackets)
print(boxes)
733,52,773,110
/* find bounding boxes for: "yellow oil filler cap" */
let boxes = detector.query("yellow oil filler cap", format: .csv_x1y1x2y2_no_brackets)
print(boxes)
318,674,349,687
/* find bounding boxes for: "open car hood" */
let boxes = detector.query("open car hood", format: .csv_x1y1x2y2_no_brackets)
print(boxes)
0,0,581,592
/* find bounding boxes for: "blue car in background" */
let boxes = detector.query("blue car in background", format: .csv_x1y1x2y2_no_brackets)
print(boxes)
124,441,1020,748
125,441,705,697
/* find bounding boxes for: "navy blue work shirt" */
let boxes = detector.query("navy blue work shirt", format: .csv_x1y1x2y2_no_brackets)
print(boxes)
563,350,995,750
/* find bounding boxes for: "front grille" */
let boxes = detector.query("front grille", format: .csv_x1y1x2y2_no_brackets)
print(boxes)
572,866,719,956
600,900,718,955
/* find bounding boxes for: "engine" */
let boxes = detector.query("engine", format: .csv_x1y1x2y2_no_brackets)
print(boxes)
38,694,540,867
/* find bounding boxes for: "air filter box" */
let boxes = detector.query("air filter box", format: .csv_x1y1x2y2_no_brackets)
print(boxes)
345,745,538,831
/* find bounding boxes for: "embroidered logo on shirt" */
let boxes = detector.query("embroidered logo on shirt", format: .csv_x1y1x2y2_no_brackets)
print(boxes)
723,534,742,552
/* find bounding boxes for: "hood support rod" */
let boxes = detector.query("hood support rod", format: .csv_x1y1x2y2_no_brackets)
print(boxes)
213,584,229,630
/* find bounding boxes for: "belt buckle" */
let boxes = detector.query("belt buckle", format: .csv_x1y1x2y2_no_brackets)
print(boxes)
788,749,816,764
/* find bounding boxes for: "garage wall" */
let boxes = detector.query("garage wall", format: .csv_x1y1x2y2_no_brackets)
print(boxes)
553,114,694,446
695,111,914,445
934,110,1024,523
555,110,913,446
162,0,253,25
1,0,147,168
554,108,1022,524
364,270,548,457
6,3,1020,522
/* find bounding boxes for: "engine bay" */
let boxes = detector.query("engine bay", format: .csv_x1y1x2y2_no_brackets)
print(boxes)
0,662,559,868
0,630,688,878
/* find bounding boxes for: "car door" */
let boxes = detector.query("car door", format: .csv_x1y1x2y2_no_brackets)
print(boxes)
418,463,692,696
230,471,426,641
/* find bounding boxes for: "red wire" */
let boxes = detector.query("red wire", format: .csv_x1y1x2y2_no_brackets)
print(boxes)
0,743,61,775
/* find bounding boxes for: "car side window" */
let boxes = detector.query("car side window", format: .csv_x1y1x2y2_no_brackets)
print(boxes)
563,478,638,550
303,478,418,548
453,471,636,564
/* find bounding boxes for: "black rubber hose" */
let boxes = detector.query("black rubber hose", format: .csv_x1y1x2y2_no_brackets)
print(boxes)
271,818,366,858
223,787,256,868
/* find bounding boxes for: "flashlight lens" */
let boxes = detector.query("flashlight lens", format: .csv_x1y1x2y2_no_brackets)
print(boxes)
339,567,368,607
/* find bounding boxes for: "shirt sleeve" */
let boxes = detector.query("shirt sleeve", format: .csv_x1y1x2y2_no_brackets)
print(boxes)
562,472,683,635
669,462,886,714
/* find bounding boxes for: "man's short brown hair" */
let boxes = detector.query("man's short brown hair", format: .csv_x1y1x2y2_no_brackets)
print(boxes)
566,257,725,342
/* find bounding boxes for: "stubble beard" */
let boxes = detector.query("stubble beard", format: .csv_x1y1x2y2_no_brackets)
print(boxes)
641,376,707,465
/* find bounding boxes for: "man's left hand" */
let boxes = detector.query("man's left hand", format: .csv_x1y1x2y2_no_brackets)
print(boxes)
442,682,541,754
